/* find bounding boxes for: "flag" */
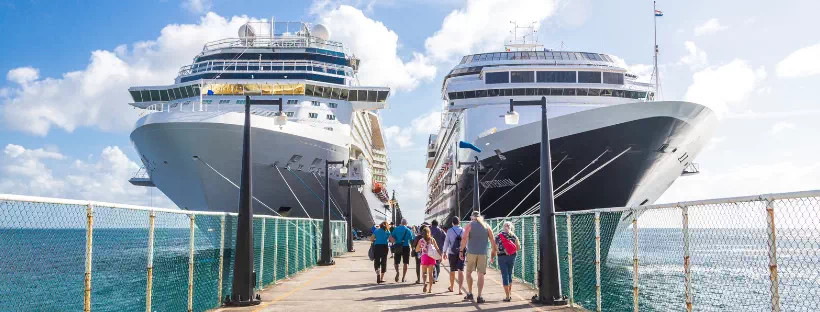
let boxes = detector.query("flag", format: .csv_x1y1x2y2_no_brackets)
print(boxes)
655,9,663,16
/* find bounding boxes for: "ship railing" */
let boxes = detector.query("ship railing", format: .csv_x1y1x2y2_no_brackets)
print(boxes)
177,59,353,78
0,193,349,312
465,189,820,312
201,36,346,54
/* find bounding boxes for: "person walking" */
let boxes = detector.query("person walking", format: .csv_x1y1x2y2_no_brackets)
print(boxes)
460,211,497,304
390,218,414,282
370,221,391,284
442,216,465,294
496,221,521,302
411,223,428,284
430,219,446,282
416,226,442,294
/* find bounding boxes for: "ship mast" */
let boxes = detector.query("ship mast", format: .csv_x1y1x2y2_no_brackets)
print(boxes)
653,1,660,99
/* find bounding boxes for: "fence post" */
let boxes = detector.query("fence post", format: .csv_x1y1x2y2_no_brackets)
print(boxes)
296,220,301,272
520,218,526,283
632,210,639,312
594,211,602,312
145,210,156,312
216,214,226,306
682,205,693,312
187,214,195,312
765,200,781,312
258,218,266,289
84,203,94,312
285,220,289,277
566,214,574,306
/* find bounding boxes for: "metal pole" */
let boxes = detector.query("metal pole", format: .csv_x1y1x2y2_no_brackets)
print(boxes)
473,157,480,213
296,219,301,271
285,220,289,277
273,219,278,282
682,205,693,312
321,160,343,265
595,211,602,312
84,204,94,312
766,200,781,312
227,95,260,306
533,96,564,305
216,214,226,306
187,215,195,312
146,211,156,312
566,214,574,306
347,185,354,252
258,218,266,289
632,210,639,312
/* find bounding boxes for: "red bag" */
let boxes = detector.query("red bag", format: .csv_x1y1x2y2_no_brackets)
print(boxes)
499,233,517,255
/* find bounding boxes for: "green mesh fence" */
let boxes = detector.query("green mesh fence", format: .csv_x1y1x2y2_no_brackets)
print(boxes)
0,195,348,312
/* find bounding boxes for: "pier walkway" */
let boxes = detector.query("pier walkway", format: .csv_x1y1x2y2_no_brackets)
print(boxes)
213,241,580,312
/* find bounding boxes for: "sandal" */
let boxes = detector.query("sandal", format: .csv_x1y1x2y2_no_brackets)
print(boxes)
423,284,428,293
503,297,512,302
447,286,453,292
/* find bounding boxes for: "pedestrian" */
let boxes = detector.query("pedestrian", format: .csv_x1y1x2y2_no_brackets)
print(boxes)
430,219,446,282
460,211,497,304
415,226,442,294
411,223,428,284
496,221,521,302
442,216,465,294
390,218,414,283
370,221,391,284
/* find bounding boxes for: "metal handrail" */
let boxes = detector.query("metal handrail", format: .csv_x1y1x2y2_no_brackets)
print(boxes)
177,59,353,78
201,37,346,53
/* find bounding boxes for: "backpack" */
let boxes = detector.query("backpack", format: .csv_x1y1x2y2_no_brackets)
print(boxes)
499,233,518,255
450,227,463,255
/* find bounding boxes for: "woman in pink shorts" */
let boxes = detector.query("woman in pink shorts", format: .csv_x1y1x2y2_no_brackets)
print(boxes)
416,226,442,293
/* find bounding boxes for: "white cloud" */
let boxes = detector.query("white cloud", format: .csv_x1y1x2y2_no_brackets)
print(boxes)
683,59,766,118
383,125,413,148
776,42,820,78
383,110,442,149
679,41,708,69
0,144,173,207
424,0,559,63
316,5,436,91
609,55,652,83
694,18,728,36
1,13,252,136
6,67,39,85
769,122,796,135
181,0,212,14
388,169,428,224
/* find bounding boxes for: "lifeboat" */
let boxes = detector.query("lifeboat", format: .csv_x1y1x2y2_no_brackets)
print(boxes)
373,182,390,202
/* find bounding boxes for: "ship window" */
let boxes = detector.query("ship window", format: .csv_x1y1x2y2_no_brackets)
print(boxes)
304,84,314,96
130,91,142,102
512,88,526,96
563,88,576,96
286,112,295,117
460,56,468,64
331,88,341,100
309,113,318,118
179,86,189,98
328,102,338,108
140,90,150,102
349,89,358,101
624,91,634,99
544,51,554,59
537,71,576,83
588,88,601,96
575,52,584,60
536,51,546,58
150,90,161,101
311,101,320,106
465,55,474,63
488,89,500,97
551,88,563,96
358,90,368,101
538,88,550,96
287,99,299,104
511,71,535,83
377,91,389,102
236,99,246,104
159,90,170,101
485,72,509,84
613,90,625,97
367,90,378,102
603,72,624,84
529,51,538,59
637,91,647,99
464,90,476,99
327,114,336,120
340,89,349,100
577,88,588,96
218,100,230,104
503,89,513,96
493,53,503,60
579,71,602,83
601,89,612,97
447,92,457,100
168,88,177,100
476,89,487,97
172,88,182,99
315,86,326,98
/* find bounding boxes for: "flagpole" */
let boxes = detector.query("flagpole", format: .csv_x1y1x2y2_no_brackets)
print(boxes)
653,1,659,99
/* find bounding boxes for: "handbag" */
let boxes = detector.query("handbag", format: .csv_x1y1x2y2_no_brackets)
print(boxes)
368,242,375,261
427,241,441,260
499,233,518,255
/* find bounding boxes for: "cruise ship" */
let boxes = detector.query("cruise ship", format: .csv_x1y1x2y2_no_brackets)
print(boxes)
424,33,718,236
126,21,393,233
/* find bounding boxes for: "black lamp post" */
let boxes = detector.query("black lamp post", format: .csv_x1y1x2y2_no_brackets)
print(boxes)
444,182,459,223
225,96,284,307
345,162,354,252
320,160,345,266
504,96,566,305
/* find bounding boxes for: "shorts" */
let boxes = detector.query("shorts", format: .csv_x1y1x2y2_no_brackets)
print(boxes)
466,253,488,275
448,254,465,271
393,246,410,265
421,254,437,266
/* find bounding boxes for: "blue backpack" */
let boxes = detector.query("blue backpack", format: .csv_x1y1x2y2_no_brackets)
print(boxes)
449,227,463,255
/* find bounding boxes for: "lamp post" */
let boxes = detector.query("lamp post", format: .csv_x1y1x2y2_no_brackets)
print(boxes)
346,172,354,252
504,96,566,305
225,96,284,307
457,141,483,215
320,160,345,266
444,182,459,223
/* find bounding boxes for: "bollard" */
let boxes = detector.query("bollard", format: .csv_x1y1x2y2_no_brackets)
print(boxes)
632,211,639,312
566,214,574,306
84,204,94,312
217,214,226,306
258,218,266,289
765,200,781,312
146,211,156,312
682,206,692,312
187,215,195,312
594,211,601,312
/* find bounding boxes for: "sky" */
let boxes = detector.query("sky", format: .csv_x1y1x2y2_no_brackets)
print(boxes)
1,0,819,225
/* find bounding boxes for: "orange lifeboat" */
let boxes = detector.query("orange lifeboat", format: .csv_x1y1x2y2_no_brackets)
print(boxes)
373,182,383,194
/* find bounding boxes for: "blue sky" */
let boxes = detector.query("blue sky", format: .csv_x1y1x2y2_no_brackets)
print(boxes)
2,0,820,224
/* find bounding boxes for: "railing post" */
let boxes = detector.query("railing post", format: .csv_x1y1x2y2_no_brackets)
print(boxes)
187,214,195,312
632,210,639,312
285,220,289,277
217,214,226,306
258,218,266,289
145,211,156,312
766,200,781,312
296,220,301,272
520,218,526,283
273,218,278,282
84,203,94,312
682,206,693,312
594,211,602,312
566,214,574,306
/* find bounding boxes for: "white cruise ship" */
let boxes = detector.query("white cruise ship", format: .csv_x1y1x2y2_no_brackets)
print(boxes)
126,21,393,233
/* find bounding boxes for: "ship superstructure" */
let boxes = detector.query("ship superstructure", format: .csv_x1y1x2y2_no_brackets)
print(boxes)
127,21,392,233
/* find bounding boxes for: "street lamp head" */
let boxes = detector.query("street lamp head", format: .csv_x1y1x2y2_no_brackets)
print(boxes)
504,110,520,125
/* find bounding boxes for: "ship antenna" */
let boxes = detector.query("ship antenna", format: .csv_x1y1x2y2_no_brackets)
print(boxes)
652,1,662,100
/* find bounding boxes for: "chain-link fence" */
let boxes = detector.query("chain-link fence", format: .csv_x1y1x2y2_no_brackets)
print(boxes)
0,194,348,312
472,190,819,312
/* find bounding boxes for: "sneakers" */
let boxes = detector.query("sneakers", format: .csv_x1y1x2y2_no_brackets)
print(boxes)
476,296,486,304
464,293,474,301
502,297,512,302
